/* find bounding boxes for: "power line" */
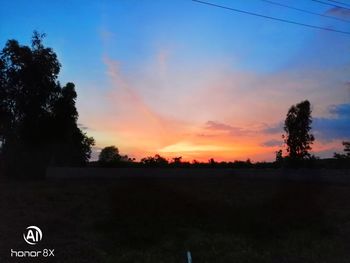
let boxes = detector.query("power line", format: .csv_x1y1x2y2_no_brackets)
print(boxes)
327,0,350,8
192,0,350,35
260,0,350,23
311,0,350,11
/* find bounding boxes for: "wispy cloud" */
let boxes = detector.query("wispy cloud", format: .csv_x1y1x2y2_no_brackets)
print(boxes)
78,123,90,131
313,103,350,141
205,121,247,136
77,26,350,162
262,122,284,135
329,103,350,116
261,139,282,147
325,7,350,18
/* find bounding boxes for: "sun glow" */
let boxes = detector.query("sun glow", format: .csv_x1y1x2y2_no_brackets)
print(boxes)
159,142,233,153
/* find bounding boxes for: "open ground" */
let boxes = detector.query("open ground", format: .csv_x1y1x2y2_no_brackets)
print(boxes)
1,168,350,262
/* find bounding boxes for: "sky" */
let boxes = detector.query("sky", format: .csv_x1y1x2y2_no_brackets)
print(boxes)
1,0,349,162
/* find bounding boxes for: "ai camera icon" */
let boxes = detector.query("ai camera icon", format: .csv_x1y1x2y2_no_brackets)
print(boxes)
23,226,43,245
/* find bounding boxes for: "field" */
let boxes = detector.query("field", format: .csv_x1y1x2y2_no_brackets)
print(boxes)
1,168,350,262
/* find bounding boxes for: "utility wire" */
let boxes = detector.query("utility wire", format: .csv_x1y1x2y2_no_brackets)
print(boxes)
312,0,350,11
192,0,350,35
260,0,350,23
327,0,350,8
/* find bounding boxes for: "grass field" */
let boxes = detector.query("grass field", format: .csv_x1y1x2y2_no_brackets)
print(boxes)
1,170,350,262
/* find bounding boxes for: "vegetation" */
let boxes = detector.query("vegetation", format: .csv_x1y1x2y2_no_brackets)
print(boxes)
98,146,134,165
334,141,350,159
275,149,283,164
140,154,169,167
283,100,315,162
0,32,94,177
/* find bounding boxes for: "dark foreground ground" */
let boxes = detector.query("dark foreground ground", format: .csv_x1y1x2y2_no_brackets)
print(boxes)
1,169,350,262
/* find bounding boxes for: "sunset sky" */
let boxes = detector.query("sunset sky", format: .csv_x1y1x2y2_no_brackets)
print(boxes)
1,0,349,161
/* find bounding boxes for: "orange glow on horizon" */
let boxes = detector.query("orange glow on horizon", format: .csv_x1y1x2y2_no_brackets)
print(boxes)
79,53,347,163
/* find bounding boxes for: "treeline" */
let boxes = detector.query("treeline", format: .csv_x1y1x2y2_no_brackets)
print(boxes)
92,155,350,169
92,154,273,168
93,144,350,169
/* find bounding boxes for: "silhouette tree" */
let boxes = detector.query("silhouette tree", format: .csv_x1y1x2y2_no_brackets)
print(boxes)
275,149,283,163
0,32,94,176
50,82,94,165
172,156,182,164
343,141,350,157
208,158,216,165
140,154,168,167
334,141,350,159
283,100,314,161
98,146,121,163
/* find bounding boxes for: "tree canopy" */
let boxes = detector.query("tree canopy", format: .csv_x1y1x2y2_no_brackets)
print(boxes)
0,32,94,176
283,100,314,161
98,146,121,163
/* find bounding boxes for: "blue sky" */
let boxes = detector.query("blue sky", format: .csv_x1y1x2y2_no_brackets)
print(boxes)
2,0,344,78
1,0,349,161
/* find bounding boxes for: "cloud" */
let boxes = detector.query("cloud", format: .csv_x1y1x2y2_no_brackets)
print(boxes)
78,123,90,131
329,103,350,117
262,122,284,134
313,103,350,141
325,7,350,18
84,54,198,158
78,27,350,162
313,117,349,141
205,121,256,137
261,139,282,147
205,121,243,134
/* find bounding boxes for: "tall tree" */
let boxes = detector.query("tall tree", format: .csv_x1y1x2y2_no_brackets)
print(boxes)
283,100,315,161
0,32,94,176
